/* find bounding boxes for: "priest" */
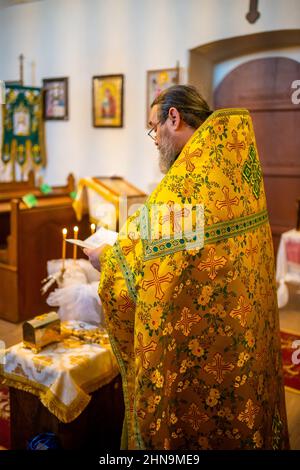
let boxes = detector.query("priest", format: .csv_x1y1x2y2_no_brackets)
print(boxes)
85,85,289,450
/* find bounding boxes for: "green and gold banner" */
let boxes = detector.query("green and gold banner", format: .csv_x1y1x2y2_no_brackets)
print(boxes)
1,84,46,179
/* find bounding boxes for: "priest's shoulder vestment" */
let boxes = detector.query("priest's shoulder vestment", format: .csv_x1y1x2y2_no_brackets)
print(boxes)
98,108,289,450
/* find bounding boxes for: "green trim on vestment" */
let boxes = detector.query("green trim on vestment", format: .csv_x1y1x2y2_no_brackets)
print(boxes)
113,242,137,302
142,209,268,260
115,209,269,304
203,209,268,244
105,332,131,450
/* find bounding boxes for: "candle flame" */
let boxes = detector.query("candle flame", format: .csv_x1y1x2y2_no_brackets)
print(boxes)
62,228,67,236
74,226,79,232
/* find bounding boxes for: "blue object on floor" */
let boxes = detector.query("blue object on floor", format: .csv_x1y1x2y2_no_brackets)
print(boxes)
27,432,61,450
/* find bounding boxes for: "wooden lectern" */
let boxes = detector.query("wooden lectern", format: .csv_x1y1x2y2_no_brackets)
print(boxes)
74,176,147,231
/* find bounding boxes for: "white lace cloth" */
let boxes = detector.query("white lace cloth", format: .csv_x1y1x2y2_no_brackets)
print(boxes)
46,259,103,325
276,229,300,308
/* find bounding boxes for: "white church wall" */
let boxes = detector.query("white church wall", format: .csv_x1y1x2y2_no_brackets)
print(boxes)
0,0,299,193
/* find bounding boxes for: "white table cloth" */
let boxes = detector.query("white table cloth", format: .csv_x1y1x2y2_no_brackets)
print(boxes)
0,321,119,423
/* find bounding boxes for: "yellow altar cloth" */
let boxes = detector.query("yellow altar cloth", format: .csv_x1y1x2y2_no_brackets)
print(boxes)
1,321,119,423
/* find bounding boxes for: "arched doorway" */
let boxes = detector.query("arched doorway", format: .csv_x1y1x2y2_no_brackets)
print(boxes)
214,56,300,254
189,29,300,106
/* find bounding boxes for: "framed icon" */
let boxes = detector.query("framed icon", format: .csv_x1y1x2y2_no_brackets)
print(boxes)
146,67,179,127
92,74,124,128
43,77,69,120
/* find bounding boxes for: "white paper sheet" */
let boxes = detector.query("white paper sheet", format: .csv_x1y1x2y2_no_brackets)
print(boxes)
66,227,118,249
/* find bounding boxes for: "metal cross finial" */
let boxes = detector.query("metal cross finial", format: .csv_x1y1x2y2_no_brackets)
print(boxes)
246,0,260,24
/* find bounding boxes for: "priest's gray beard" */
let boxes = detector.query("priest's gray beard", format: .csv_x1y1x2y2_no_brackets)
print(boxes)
158,129,181,174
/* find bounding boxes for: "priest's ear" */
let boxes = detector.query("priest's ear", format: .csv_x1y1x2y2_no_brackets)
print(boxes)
168,107,181,130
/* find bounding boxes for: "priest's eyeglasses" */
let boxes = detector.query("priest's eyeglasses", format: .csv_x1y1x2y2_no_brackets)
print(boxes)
147,121,161,140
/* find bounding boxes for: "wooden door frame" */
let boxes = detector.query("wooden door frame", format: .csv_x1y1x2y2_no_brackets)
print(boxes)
188,29,300,107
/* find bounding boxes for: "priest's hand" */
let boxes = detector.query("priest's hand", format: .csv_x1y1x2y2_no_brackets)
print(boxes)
83,244,109,272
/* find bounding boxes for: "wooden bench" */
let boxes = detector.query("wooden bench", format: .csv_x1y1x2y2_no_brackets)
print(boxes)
0,171,75,203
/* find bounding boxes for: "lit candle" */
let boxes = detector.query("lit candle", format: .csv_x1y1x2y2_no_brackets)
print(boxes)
62,228,67,270
90,223,96,235
73,226,78,261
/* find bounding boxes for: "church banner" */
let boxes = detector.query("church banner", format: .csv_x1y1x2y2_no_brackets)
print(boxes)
1,84,46,180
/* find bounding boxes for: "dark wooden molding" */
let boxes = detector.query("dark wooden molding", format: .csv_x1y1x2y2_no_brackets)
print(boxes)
189,29,300,106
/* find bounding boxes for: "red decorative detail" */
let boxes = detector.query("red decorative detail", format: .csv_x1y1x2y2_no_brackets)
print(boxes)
229,295,252,327
215,186,239,219
197,247,227,280
204,352,234,384
141,263,174,300
286,241,300,265
119,290,135,313
226,129,246,163
175,307,201,336
135,332,157,369
238,399,260,429
122,233,139,256
245,236,258,264
159,200,190,234
174,147,202,172
181,403,209,431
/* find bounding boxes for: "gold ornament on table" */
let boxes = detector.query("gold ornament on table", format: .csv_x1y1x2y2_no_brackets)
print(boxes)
23,312,61,354
61,322,110,348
